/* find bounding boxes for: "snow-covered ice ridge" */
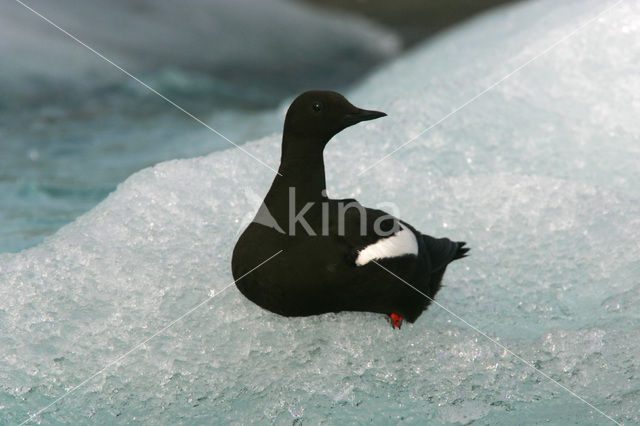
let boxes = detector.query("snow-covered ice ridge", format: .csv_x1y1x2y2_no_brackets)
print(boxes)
1,0,639,423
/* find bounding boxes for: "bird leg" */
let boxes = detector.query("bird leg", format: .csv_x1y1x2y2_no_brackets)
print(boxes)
389,313,404,329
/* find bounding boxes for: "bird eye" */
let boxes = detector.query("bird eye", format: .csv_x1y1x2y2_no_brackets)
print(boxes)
312,101,322,112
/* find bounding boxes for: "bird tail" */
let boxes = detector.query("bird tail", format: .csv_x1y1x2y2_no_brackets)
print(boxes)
421,235,470,271
453,241,470,260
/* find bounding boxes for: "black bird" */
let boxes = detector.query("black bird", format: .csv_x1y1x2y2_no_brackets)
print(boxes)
232,91,468,328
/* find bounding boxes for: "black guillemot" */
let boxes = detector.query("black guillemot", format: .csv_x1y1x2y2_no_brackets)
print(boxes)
232,91,468,328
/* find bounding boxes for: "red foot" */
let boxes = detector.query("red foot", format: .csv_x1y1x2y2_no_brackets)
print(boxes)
389,313,404,329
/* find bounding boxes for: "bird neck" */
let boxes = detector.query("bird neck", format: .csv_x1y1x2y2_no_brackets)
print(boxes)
262,136,328,229
276,135,328,199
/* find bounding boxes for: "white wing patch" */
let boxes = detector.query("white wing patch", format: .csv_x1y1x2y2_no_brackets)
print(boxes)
355,225,419,266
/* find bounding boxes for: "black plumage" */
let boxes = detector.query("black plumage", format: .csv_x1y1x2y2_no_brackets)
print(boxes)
232,91,468,327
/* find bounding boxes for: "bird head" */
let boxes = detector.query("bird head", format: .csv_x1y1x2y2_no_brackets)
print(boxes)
283,90,386,149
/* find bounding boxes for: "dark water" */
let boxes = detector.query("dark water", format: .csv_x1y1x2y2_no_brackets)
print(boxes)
0,0,400,252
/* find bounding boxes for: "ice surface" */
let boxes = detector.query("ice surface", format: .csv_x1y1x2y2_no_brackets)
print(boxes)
1,0,640,423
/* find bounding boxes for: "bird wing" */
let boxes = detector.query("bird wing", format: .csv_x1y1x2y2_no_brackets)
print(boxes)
328,198,405,253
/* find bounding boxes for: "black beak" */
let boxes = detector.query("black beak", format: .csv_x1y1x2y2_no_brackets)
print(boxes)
344,108,387,126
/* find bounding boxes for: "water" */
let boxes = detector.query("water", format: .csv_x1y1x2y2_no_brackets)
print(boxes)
0,0,399,253
1,0,639,423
